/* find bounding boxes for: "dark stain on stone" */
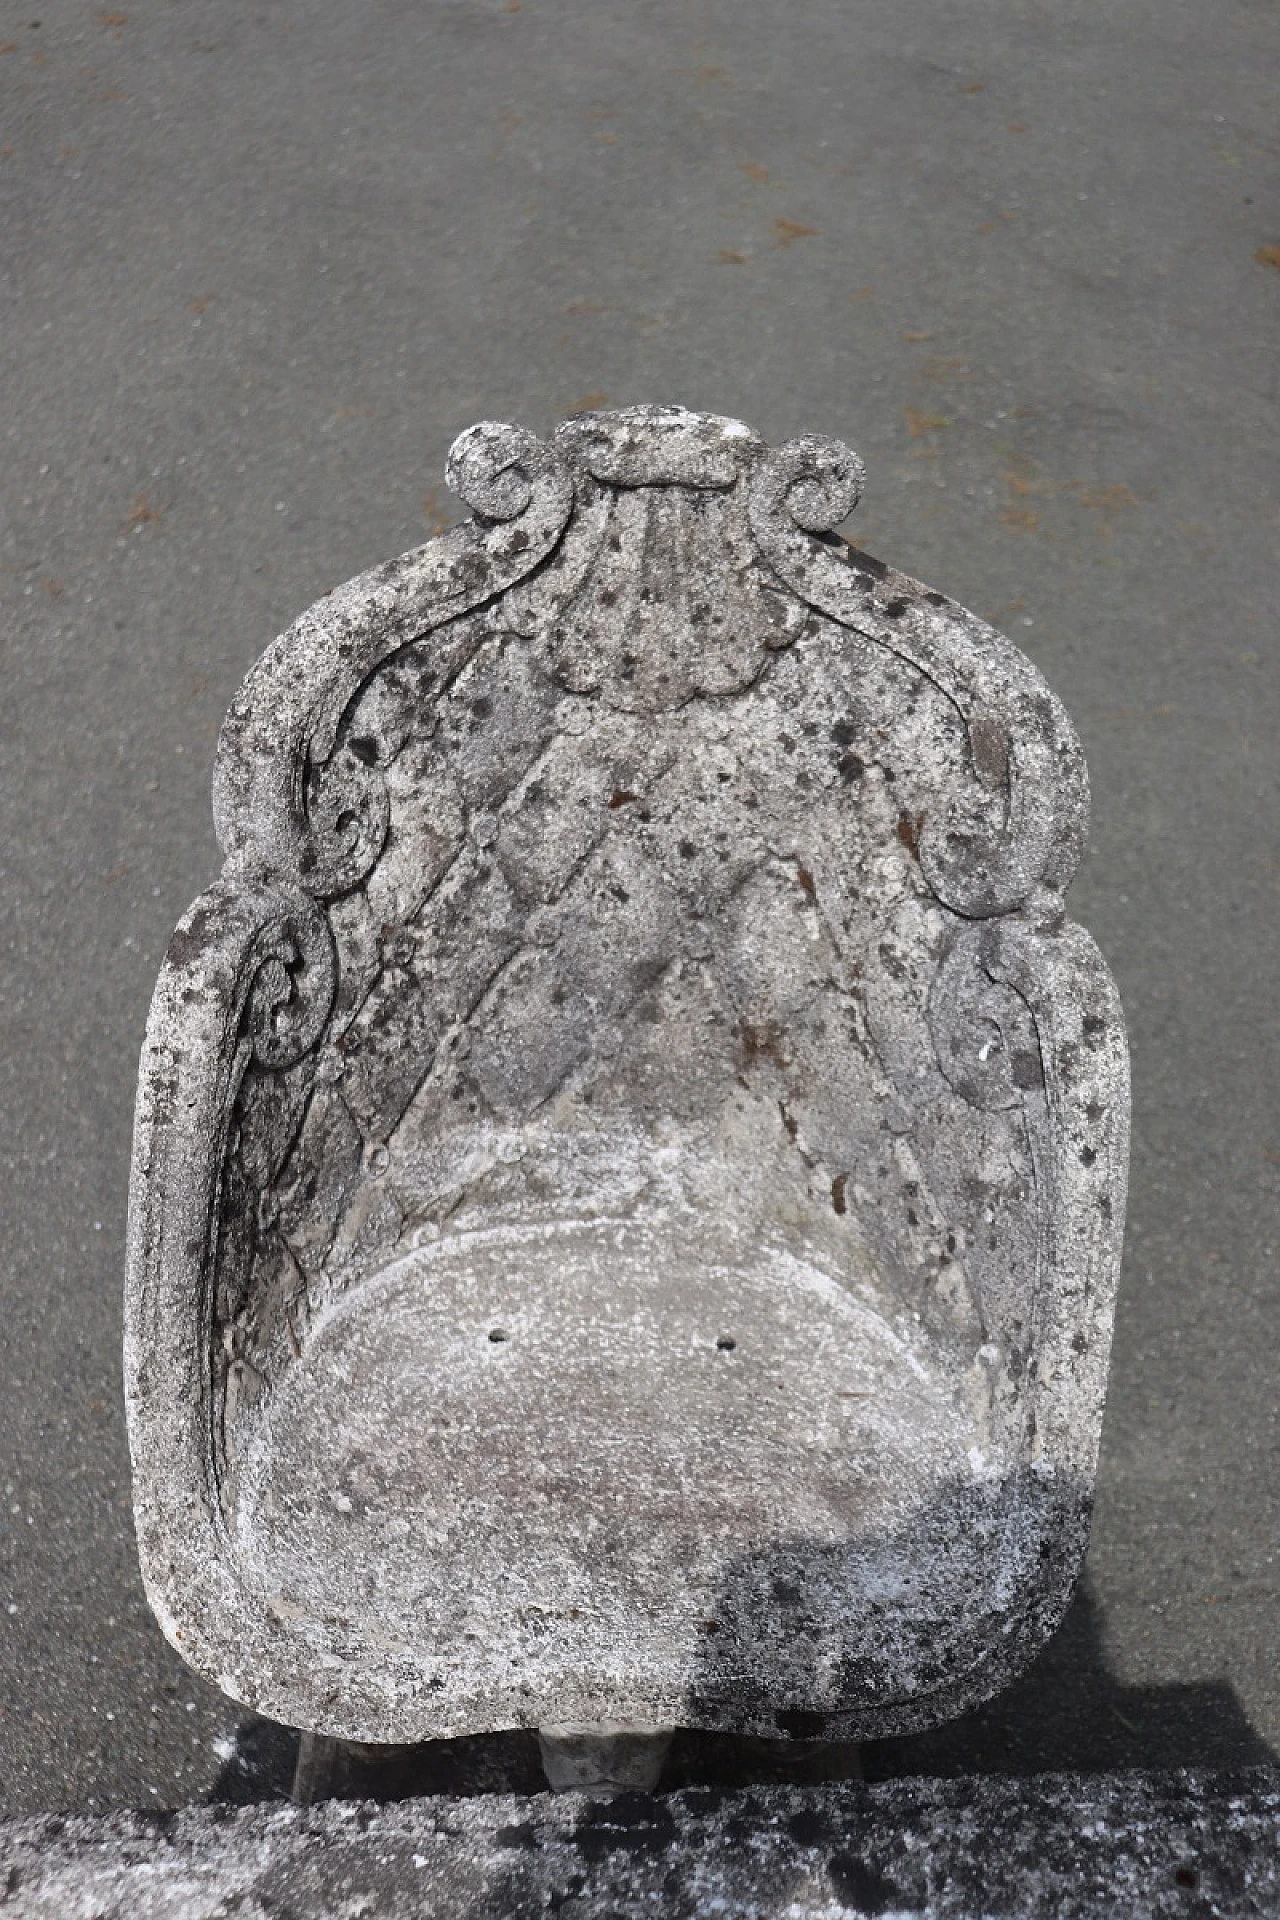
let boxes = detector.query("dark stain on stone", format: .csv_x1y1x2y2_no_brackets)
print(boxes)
787,1806,831,1847
348,735,379,766
828,1850,901,1913
877,941,906,982
969,715,1008,784
494,1820,538,1849
738,1021,786,1069
1011,1050,1044,1091
165,899,221,971
895,811,926,860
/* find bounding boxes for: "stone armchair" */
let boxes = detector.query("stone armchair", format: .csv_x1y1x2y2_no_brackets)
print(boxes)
125,406,1128,1788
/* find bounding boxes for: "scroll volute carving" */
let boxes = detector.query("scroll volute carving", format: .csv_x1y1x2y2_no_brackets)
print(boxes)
211,422,576,901
748,434,1089,919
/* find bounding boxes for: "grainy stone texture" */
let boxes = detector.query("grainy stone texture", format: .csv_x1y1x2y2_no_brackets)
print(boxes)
124,406,1128,1746
1,1771,1276,1918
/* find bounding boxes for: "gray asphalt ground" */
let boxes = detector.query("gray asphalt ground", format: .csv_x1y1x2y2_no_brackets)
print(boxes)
1,0,1276,1817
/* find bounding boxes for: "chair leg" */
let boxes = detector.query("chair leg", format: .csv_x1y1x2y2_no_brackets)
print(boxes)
291,1732,368,1805
537,1723,674,1794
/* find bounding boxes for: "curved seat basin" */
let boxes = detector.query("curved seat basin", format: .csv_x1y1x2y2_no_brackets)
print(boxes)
236,1210,1021,1734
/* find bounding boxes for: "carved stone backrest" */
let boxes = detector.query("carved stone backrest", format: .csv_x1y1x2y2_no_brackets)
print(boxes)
126,407,1127,1733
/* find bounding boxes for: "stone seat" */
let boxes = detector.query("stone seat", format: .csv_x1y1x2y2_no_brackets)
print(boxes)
125,405,1128,1778
235,1209,1017,1739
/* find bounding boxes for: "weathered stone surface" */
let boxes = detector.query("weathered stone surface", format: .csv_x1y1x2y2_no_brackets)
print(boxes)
3,1772,1276,1918
125,406,1129,1745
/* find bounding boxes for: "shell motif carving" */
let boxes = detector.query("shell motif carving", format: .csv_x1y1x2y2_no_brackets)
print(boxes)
534,478,812,712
